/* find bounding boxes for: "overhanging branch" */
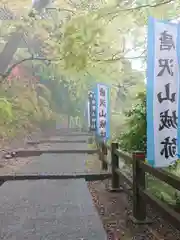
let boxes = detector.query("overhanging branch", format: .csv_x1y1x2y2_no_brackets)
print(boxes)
102,0,174,17
0,0,52,75
93,50,146,62
0,56,62,82
46,7,76,14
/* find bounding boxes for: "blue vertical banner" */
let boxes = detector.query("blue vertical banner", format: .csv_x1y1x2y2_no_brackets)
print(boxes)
147,17,180,167
96,83,110,141
87,100,90,129
177,23,180,159
88,91,97,131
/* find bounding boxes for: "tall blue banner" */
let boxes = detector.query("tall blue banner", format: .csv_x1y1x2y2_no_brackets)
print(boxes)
95,83,110,141
147,17,180,167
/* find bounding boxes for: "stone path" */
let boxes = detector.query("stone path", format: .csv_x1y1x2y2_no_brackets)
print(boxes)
17,153,87,175
16,141,88,175
0,133,107,240
0,179,106,240
35,141,89,151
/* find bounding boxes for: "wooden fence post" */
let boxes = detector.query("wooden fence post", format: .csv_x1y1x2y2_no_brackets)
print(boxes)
132,151,147,223
101,141,108,170
111,142,120,190
95,135,99,150
96,137,101,162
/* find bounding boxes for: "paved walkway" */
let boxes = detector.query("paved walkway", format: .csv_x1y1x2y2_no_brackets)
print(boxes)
17,142,88,175
0,133,107,240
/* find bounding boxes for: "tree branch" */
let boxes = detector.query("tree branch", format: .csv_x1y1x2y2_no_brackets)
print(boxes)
46,7,76,14
0,56,62,82
93,50,146,62
102,0,174,17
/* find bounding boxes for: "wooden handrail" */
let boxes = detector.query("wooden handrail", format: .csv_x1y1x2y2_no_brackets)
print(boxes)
97,140,180,230
114,149,132,164
140,161,180,192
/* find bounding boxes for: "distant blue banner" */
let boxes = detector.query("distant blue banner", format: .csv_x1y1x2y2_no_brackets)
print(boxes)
95,83,110,141
88,91,97,131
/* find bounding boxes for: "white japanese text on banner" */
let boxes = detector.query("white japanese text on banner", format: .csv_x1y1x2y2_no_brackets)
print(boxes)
147,17,180,167
96,83,110,141
88,91,97,131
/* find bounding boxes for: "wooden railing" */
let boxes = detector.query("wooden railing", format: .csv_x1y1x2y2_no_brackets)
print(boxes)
97,141,180,230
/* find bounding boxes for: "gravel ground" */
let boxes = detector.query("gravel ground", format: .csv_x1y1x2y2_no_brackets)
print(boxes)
86,155,180,240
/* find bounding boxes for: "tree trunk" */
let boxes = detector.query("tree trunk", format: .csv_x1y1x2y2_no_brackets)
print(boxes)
0,0,52,74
